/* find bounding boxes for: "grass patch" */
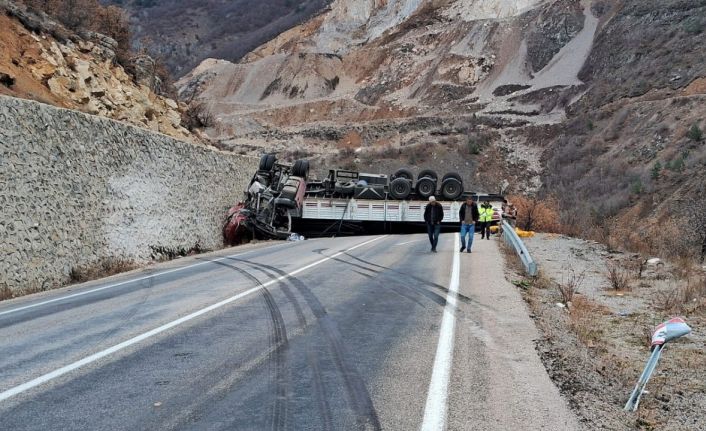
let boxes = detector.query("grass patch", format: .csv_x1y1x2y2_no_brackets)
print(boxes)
69,258,138,284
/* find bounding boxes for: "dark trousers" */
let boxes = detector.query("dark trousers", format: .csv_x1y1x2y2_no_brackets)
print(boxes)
479,221,491,239
427,223,441,250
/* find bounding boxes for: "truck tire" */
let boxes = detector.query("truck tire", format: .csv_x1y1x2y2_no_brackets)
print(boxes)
389,177,412,200
442,172,462,183
392,168,414,181
416,177,436,198
441,177,463,200
259,154,276,171
418,169,438,181
335,180,356,196
292,159,310,179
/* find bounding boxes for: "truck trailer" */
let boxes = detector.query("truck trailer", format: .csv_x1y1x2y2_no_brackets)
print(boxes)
223,155,504,243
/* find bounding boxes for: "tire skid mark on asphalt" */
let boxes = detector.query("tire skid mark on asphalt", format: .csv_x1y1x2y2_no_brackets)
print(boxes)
229,257,382,431
350,269,427,308
317,252,449,308
341,251,499,314
0,236,386,405
201,260,289,431
241,263,334,431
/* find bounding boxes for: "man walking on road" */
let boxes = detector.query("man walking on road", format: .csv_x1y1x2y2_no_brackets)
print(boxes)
424,196,444,252
479,201,493,240
459,196,479,253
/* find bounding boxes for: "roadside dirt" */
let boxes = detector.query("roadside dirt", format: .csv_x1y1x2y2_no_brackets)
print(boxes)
503,233,706,430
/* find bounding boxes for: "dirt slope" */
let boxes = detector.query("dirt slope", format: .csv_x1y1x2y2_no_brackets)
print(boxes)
0,1,191,140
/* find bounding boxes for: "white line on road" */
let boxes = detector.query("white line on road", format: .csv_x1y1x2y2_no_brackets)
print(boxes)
421,234,460,431
391,239,424,246
0,235,387,402
0,242,289,317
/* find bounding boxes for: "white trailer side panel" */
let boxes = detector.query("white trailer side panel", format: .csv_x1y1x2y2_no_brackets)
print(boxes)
301,198,464,222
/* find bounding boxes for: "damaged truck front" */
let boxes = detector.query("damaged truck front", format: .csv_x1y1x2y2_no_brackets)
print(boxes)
224,155,309,244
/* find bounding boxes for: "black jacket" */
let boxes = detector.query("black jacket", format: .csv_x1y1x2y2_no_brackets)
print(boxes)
459,202,479,223
424,203,444,225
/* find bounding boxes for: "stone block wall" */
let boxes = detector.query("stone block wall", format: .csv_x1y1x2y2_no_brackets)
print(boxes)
0,96,253,293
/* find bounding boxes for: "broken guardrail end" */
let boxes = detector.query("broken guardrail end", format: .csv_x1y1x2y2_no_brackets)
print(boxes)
624,317,691,412
650,317,691,347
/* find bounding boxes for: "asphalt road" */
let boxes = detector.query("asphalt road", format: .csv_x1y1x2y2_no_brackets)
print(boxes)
0,234,580,430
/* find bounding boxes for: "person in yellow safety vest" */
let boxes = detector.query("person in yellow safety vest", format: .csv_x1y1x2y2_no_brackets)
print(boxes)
479,201,494,240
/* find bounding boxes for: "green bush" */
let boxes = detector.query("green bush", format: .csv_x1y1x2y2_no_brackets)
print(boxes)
667,157,685,172
651,161,662,179
631,179,644,195
683,17,704,35
687,124,703,142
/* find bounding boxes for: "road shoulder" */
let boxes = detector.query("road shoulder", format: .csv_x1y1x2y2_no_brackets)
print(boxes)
447,235,581,430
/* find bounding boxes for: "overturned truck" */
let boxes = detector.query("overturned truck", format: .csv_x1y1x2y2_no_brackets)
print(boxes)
224,155,503,243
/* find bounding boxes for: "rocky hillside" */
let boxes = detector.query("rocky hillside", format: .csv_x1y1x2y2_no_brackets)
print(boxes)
0,0,191,140
178,0,706,256
176,0,595,190
105,0,332,77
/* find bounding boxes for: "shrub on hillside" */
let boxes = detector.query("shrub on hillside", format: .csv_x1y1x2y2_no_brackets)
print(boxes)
508,195,563,233
687,124,703,142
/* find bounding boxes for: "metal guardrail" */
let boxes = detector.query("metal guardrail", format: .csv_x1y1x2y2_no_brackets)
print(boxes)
502,220,538,276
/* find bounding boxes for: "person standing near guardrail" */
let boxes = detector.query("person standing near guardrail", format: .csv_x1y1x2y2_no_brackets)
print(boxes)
459,196,479,253
424,196,444,252
479,201,493,240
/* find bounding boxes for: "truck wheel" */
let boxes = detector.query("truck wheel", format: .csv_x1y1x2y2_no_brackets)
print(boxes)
418,169,438,181
442,172,462,183
441,178,463,200
416,177,436,198
389,177,412,200
335,180,355,196
392,168,414,181
292,159,309,179
259,154,276,171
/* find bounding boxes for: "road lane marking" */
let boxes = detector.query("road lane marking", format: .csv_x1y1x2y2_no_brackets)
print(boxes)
0,235,387,402
391,239,424,246
421,234,460,431
0,242,291,317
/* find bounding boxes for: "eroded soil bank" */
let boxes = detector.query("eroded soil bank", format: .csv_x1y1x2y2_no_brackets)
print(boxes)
504,233,705,430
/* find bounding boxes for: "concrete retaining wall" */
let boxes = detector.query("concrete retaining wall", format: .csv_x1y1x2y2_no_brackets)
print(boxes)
0,96,252,293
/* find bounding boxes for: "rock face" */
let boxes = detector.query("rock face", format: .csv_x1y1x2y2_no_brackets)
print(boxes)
176,0,705,222
175,0,582,192
0,1,191,140
0,96,252,294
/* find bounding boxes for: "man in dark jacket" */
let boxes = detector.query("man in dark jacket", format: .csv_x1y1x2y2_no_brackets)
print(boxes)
424,196,444,252
458,196,479,253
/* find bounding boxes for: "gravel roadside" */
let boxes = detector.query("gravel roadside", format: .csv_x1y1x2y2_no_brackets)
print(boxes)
504,233,706,430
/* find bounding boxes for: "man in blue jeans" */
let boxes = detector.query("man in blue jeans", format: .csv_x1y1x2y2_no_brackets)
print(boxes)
424,196,444,252
458,196,479,253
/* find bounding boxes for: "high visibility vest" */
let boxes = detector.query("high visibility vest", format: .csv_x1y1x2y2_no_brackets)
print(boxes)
480,206,493,222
